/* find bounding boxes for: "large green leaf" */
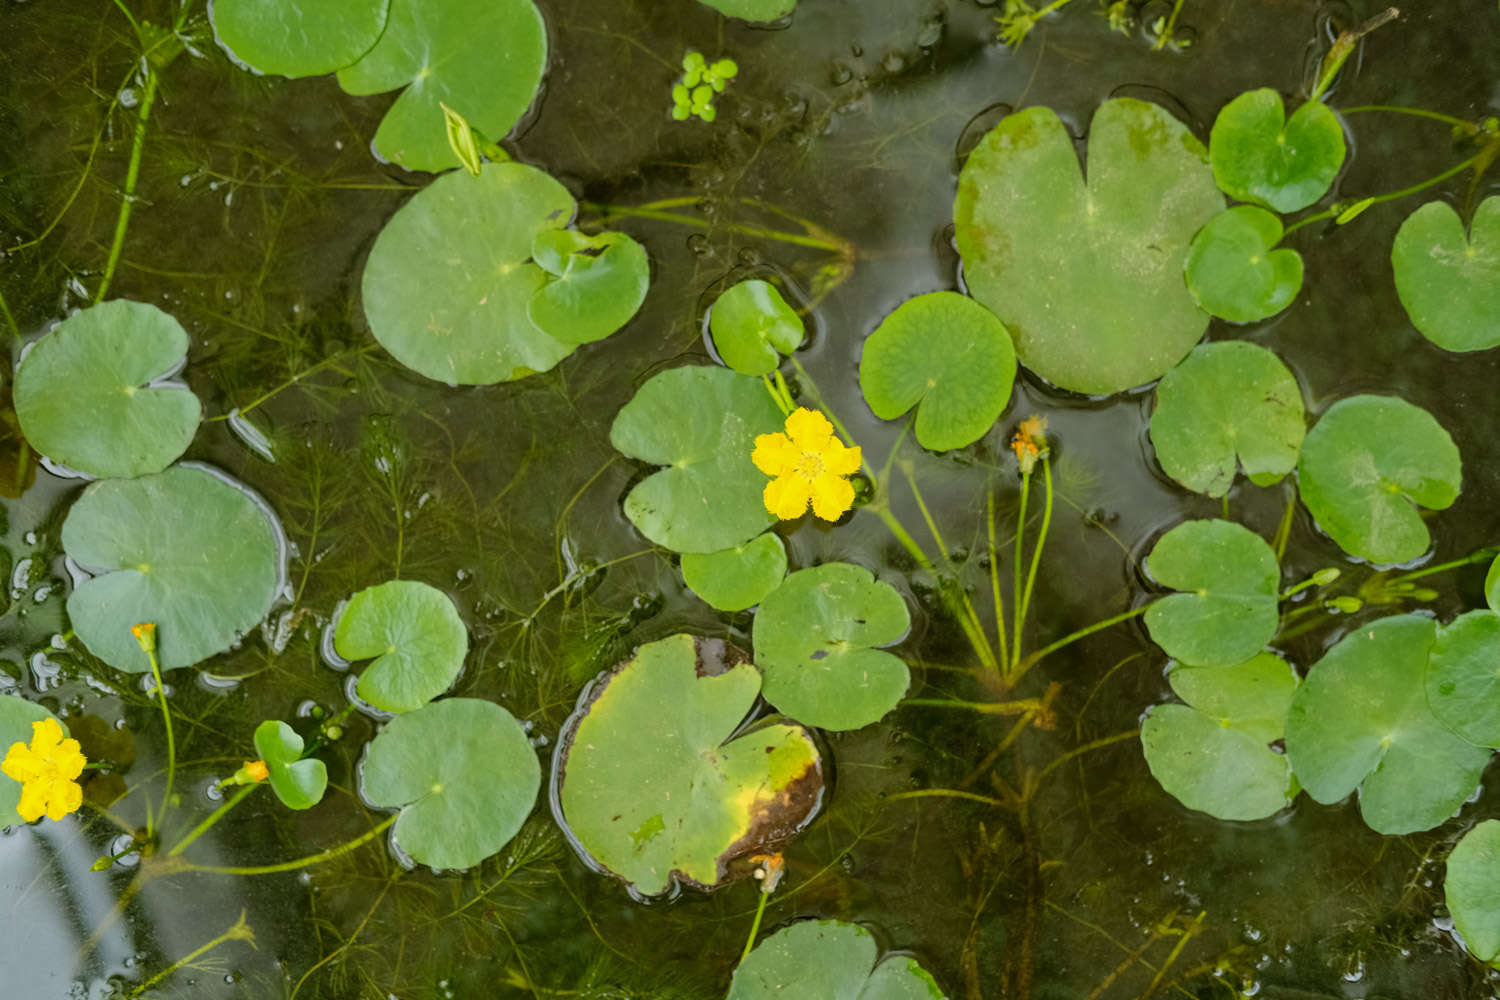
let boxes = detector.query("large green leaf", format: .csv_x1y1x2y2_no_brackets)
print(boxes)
361,698,539,869
610,366,783,553
1143,520,1280,667
211,0,389,78
709,280,805,377
336,0,547,172
527,230,650,347
696,0,796,21
682,534,787,612
0,696,62,822
62,465,286,672
728,920,947,1000
954,98,1223,395
753,563,910,731
1284,614,1490,834
253,720,327,811
1297,395,1461,565
334,580,468,714
1150,341,1305,498
1425,611,1500,747
1140,654,1298,821
556,635,823,897
1183,206,1303,322
14,300,200,480
1208,90,1345,213
858,292,1016,451
1446,820,1500,966
1391,197,1500,352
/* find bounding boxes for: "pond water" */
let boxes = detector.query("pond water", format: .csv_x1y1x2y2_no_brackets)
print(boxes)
3,0,1500,997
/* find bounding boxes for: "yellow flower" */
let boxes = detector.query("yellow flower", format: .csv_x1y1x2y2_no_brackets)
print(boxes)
2,717,86,822
1010,415,1049,475
752,408,862,521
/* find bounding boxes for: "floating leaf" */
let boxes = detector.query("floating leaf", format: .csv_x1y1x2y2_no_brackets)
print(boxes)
709,280,805,377
1150,341,1305,498
210,0,390,78
1183,206,1303,322
681,533,787,612
1209,90,1345,213
14,300,201,480
361,698,539,869
954,98,1223,395
754,563,911,731
63,465,285,672
528,230,650,347
610,366,783,553
1143,520,1280,667
334,580,468,714
1297,395,1461,565
555,635,822,897
1446,820,1500,966
1487,553,1500,613
253,720,327,811
1141,654,1298,821
0,696,61,823
336,0,547,172
729,920,947,1000
858,292,1016,451
1425,611,1500,747
1391,197,1500,352
696,0,796,21
1285,614,1489,834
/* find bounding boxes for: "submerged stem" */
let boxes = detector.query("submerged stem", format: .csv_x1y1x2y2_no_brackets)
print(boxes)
1341,104,1479,132
1014,457,1054,673
1012,469,1031,668
96,65,160,304
1284,150,1483,236
142,640,175,835
1019,604,1151,672
987,491,1010,670
127,910,255,997
180,815,396,876
740,889,769,963
168,784,259,857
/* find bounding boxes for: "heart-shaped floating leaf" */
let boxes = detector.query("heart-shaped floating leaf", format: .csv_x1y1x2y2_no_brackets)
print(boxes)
697,0,796,21
336,0,546,172
334,580,467,714
555,635,822,898
1143,520,1280,667
253,720,327,810
1391,197,1500,352
1285,614,1489,834
0,695,63,822
610,366,783,553
1446,820,1500,966
1183,206,1304,322
63,465,286,672
361,697,539,869
1425,611,1500,747
1209,90,1345,213
210,0,390,78
728,920,948,1000
1150,341,1305,498
709,280,806,377
682,533,787,612
858,292,1016,452
528,230,650,347
754,562,911,731
954,98,1223,395
14,300,201,480
1141,653,1298,821
1297,395,1461,565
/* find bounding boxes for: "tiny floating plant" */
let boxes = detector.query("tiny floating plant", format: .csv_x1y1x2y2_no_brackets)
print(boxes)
671,50,739,122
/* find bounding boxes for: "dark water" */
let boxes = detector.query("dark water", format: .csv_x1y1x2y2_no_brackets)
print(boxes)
2,0,1500,997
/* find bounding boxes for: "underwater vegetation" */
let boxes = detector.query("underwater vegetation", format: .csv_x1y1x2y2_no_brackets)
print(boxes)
3,0,1500,997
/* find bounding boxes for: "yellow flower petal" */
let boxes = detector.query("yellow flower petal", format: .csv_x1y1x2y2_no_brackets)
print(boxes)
764,474,812,520
44,778,82,822
751,432,799,477
810,473,855,521
16,780,47,823
30,718,63,754
822,441,862,477
2,741,40,784
784,408,834,449
57,739,85,782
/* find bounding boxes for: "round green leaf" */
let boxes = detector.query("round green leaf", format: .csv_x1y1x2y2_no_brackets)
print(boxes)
954,98,1224,395
1141,654,1298,821
1208,90,1345,213
556,634,823,897
728,920,948,1000
336,0,547,172
609,366,783,554
0,696,62,823
682,534,787,612
709,280,806,377
754,563,911,731
361,162,576,385
14,300,201,480
253,720,327,811
1143,520,1280,667
858,292,1016,451
1297,395,1461,565
210,0,389,78
62,465,286,673
696,0,796,21
1150,341,1305,498
527,230,650,347
334,580,468,714
1183,206,1303,322
361,698,539,869
1486,553,1500,613
1391,197,1500,352
1425,610,1500,747
1285,614,1490,835
1446,820,1500,965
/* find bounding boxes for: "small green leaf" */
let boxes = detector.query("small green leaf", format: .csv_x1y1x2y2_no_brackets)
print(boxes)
253,720,326,811
1446,820,1500,965
527,230,650,347
728,920,948,999
1143,520,1280,667
1425,610,1500,747
681,534,787,612
708,280,805,377
335,580,468,714
0,695,62,822
1336,196,1374,224
1183,206,1303,322
1209,90,1345,213
1391,197,1500,352
211,0,390,78
441,102,483,177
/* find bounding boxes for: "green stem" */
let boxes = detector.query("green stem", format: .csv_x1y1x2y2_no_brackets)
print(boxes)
581,202,846,253
903,467,999,673
1271,491,1296,562
127,911,254,997
740,889,769,963
987,491,1009,671
904,697,1049,716
1387,545,1500,584
1340,105,1480,132
1151,0,1187,50
1018,604,1152,672
180,815,396,876
95,65,160,304
1012,469,1031,666
1014,457,1054,672
885,788,1007,808
168,784,259,857
1309,7,1399,102
1285,151,1484,236
143,642,176,834
0,286,18,340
